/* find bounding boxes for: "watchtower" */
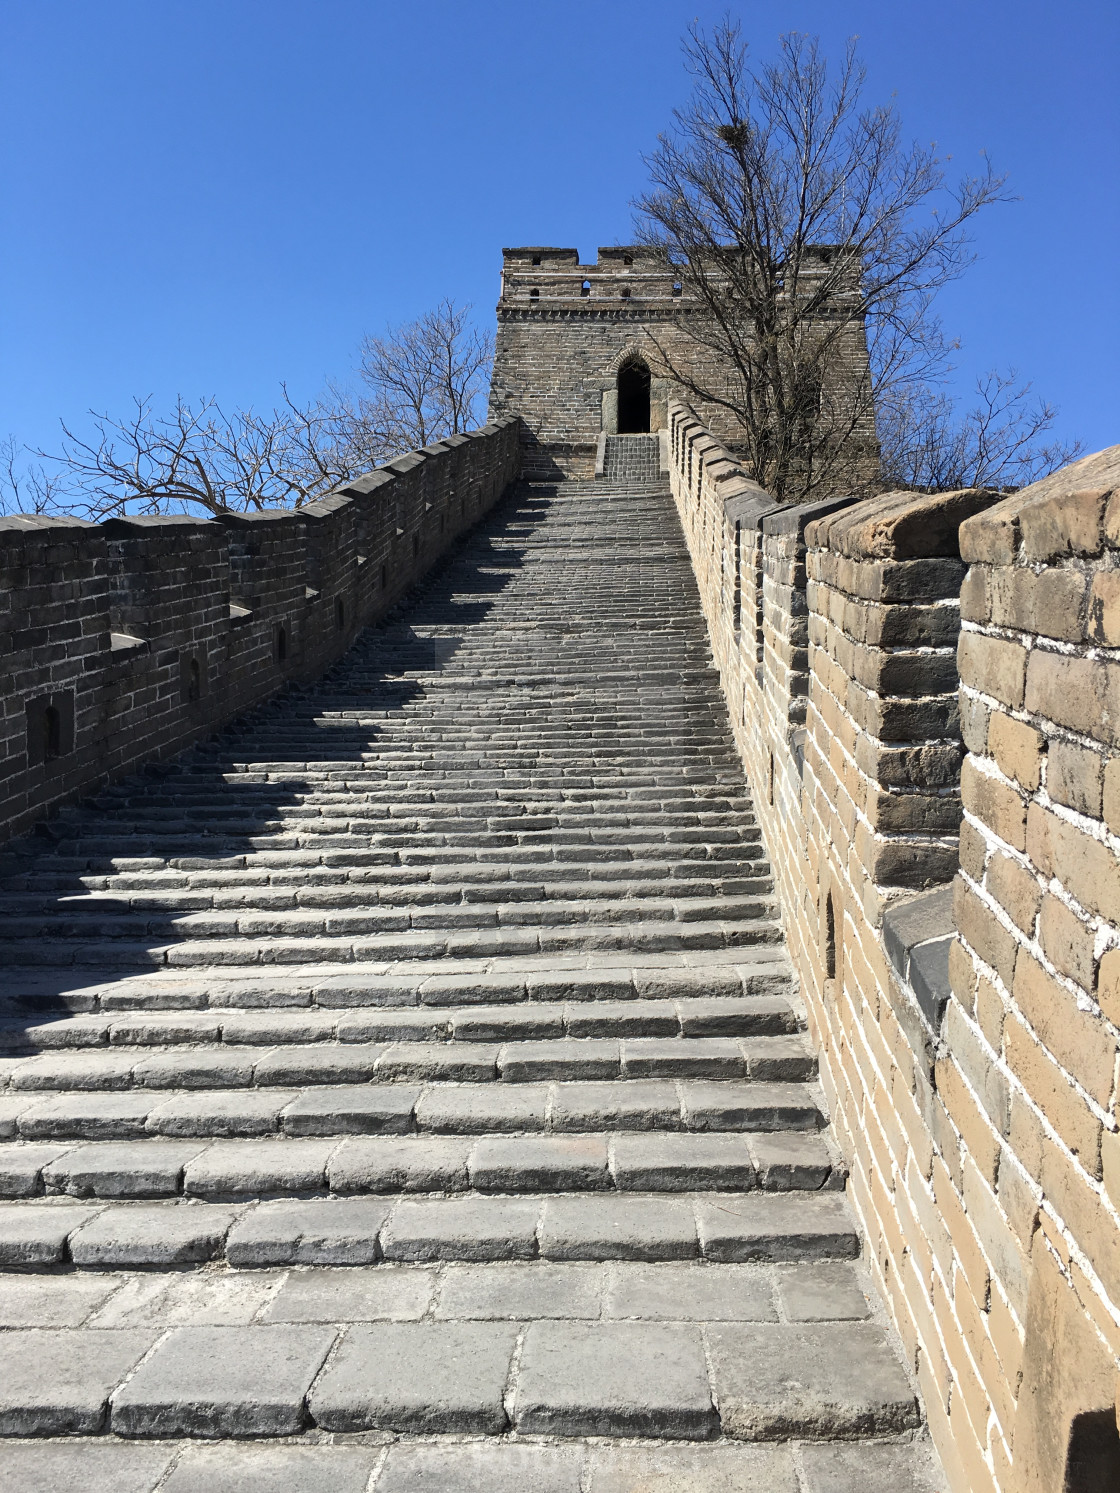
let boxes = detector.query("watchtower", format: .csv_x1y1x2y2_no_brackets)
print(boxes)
488,243,879,489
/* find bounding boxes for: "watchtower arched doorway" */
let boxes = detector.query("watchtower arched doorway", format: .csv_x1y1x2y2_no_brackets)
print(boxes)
617,357,651,433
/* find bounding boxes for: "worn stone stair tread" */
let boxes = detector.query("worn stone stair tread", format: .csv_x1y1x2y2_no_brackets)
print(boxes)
0,1189,859,1267
0,1127,842,1199
0,1033,816,1091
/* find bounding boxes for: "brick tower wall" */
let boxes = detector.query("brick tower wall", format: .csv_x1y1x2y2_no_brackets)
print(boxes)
489,246,877,486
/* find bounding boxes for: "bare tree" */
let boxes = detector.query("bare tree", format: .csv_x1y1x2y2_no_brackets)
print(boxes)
0,436,65,517
3,301,492,520
878,369,1084,493
357,299,493,451
635,21,1014,501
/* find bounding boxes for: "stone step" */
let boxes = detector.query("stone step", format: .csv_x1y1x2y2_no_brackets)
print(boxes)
0,993,802,1051
0,1078,825,1142
2,882,774,919
0,1034,815,1090
0,955,796,1013
0,919,786,969
0,1432,943,1488
0,1128,842,1201
0,897,777,943
0,1189,858,1268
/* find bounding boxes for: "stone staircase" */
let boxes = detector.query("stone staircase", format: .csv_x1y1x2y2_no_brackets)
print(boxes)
0,468,941,1488
603,432,661,483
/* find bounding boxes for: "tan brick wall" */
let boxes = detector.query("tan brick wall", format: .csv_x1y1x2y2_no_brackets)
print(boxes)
668,400,1120,1491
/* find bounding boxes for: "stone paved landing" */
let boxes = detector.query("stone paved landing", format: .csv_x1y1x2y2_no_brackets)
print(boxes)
0,440,943,1488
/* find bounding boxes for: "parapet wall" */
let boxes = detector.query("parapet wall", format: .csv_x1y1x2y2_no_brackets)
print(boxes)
668,400,1120,1492
0,419,521,845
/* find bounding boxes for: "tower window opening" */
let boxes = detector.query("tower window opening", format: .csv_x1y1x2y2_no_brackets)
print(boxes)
529,287,539,300
672,281,682,296
616,356,651,434
277,627,287,663
621,286,631,300
581,280,591,297
623,254,633,266
531,254,541,265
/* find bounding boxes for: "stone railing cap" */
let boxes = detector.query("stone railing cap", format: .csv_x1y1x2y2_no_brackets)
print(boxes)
762,493,857,537
959,444,1120,565
808,487,997,560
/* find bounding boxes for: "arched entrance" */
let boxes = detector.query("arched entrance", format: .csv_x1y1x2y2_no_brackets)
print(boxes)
617,357,651,433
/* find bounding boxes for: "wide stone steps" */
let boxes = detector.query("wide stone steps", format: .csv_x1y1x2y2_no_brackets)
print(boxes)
0,993,801,1050
0,1128,841,1203
0,475,938,1483
0,1079,826,1143
0,1190,856,1268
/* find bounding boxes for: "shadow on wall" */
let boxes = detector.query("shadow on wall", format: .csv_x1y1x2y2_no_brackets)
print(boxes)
0,486,546,1033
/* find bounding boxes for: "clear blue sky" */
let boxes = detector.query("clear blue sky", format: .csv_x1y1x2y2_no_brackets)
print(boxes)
1,0,1116,460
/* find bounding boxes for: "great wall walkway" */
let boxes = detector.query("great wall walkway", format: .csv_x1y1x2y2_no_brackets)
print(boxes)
0,438,941,1490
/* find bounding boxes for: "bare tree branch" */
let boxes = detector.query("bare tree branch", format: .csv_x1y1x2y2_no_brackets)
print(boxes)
6,301,493,520
634,21,1015,500
878,369,1085,492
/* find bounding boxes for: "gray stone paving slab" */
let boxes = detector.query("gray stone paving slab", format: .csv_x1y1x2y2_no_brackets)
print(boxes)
0,1328,155,1434
469,1134,610,1191
329,1136,471,1193
452,1004,565,1040
514,1320,716,1437
610,1132,756,1190
0,1202,102,1264
566,1000,678,1036
309,1321,518,1432
0,1271,121,1326
281,1084,420,1135
435,1261,604,1319
694,1193,858,1261
604,1262,777,1321
43,1141,208,1198
263,1265,436,1321
146,1090,287,1137
225,1198,391,1265
163,1441,380,1492
550,1080,679,1131
0,1143,75,1197
19,1092,153,1140
69,1203,242,1266
500,1039,620,1081
775,1262,871,1321
680,1081,821,1131
414,1083,549,1132
111,1324,337,1437
183,1139,337,1195
706,1322,920,1439
89,1270,283,1327
376,1441,584,1493
381,1197,541,1261
0,1439,175,1493
621,1037,744,1078
799,1436,945,1492
585,1443,799,1491
540,1196,697,1260
749,1132,833,1189
253,1043,384,1084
